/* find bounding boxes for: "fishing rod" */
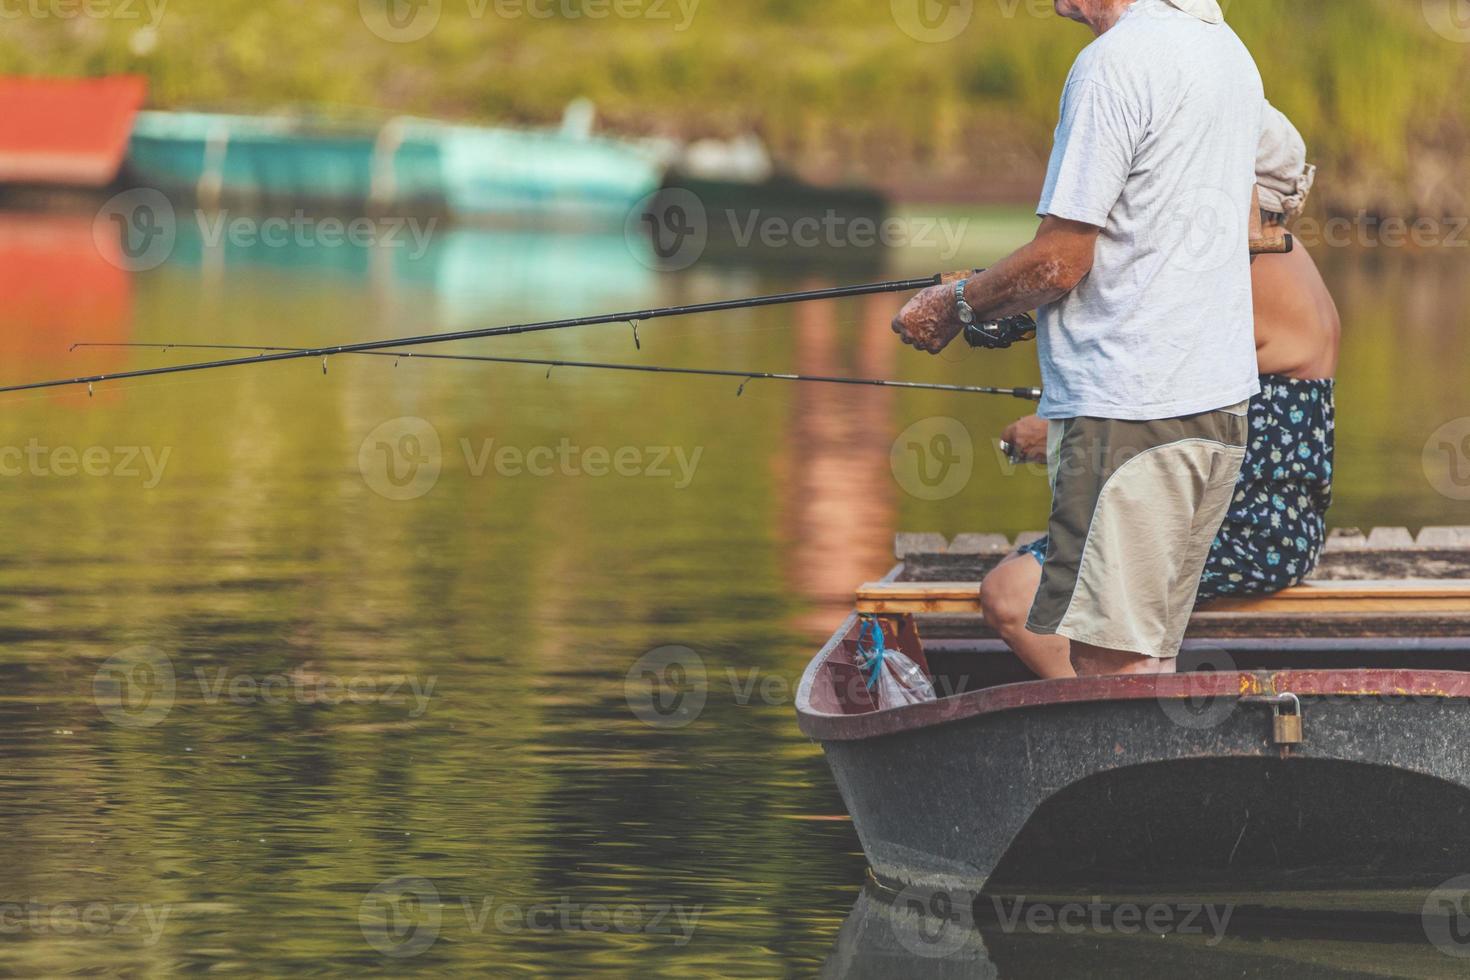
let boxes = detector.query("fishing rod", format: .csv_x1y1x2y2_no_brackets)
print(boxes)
2,274,970,396
71,343,1044,401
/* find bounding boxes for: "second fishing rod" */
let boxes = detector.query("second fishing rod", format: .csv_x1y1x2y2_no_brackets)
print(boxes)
4,272,1004,396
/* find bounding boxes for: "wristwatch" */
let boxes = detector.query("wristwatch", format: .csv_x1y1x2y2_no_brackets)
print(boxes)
954,279,977,325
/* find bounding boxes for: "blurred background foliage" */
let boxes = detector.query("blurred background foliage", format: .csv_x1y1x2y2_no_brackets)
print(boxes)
1,0,1466,211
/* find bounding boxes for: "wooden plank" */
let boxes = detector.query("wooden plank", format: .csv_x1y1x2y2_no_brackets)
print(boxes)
948,533,1013,555
1419,527,1470,549
894,533,948,559
855,580,1470,617
1366,527,1416,549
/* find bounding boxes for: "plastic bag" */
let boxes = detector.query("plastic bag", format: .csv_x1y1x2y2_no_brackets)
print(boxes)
855,618,936,709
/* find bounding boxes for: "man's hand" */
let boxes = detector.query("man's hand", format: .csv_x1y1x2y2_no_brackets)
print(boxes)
891,284,964,355
1001,415,1049,464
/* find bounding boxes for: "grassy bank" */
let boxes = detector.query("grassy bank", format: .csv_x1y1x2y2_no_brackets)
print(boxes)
4,0,1465,214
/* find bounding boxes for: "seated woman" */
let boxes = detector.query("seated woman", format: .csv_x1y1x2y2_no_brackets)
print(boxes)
981,105,1339,680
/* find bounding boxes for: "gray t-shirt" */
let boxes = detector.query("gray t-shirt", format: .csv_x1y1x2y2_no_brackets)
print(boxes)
1035,0,1264,421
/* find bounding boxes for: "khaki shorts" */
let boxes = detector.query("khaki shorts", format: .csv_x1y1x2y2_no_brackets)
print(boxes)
1026,403,1249,659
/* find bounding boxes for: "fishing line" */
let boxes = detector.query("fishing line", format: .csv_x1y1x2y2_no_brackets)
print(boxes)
6,273,1009,396
72,343,1044,401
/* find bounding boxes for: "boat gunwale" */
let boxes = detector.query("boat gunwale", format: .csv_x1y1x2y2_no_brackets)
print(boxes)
795,626,1470,741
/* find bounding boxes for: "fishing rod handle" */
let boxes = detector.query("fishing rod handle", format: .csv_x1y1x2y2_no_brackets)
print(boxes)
1250,232,1294,255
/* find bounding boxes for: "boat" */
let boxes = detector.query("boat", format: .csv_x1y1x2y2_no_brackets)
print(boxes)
796,527,1470,897
0,75,146,206
124,110,669,224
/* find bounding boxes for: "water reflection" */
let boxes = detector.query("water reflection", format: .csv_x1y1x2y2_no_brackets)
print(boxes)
823,884,1467,979
0,210,1465,974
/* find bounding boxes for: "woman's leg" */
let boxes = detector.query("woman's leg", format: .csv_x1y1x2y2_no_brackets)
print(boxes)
980,552,1076,680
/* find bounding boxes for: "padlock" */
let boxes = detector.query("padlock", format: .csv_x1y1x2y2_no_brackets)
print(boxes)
1272,694,1303,745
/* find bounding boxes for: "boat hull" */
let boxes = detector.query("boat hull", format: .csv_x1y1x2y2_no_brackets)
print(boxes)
125,112,666,223
798,617,1470,893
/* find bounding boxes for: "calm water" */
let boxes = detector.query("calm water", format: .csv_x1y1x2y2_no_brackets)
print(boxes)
0,208,1466,976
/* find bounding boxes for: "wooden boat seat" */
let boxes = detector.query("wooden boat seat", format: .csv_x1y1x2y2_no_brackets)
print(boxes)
857,579,1470,617
858,580,1470,641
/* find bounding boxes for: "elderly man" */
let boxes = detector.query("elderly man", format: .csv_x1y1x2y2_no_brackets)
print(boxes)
892,0,1265,677
982,105,1339,679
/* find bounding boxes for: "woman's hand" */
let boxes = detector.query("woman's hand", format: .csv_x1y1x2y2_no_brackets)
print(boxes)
1001,415,1049,464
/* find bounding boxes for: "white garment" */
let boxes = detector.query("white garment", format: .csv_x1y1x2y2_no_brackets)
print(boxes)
1034,0,1264,421
1258,102,1316,218
1163,0,1223,23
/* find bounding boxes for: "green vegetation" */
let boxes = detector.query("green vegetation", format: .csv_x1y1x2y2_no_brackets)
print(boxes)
2,0,1466,211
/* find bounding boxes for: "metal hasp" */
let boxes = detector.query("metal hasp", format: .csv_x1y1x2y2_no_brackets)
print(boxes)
1244,692,1305,746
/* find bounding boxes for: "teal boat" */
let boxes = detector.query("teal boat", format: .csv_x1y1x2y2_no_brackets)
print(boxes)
125,111,667,224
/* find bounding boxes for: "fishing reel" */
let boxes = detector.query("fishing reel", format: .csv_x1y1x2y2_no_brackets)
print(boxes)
963,313,1037,351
